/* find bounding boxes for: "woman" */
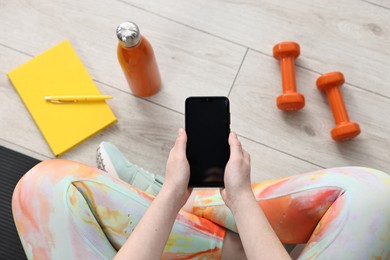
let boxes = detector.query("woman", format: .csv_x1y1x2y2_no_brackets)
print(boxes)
12,129,390,259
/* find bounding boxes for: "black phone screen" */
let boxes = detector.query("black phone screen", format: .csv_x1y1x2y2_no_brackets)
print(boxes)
185,96,230,187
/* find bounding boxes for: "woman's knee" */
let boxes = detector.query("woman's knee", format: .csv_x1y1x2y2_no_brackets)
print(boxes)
11,159,118,259
12,159,104,223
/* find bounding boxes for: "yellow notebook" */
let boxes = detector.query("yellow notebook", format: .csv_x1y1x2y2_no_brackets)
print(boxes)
8,40,117,156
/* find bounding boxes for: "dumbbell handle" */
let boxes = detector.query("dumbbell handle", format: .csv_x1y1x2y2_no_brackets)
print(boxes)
325,87,350,125
280,57,297,93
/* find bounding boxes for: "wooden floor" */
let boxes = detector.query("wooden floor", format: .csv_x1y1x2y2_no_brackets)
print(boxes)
1,0,389,182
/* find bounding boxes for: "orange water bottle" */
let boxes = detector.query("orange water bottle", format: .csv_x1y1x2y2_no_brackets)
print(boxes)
116,22,161,97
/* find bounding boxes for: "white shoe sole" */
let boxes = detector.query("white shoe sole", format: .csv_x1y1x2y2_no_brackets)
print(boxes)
96,145,120,179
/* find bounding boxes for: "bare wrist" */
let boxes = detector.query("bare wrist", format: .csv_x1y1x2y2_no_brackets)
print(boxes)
159,186,187,211
228,190,257,214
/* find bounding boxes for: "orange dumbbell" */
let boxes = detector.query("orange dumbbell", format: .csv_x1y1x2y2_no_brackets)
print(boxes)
316,72,361,142
273,42,305,111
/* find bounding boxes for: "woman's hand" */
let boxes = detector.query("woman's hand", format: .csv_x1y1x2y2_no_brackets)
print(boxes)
220,132,291,260
162,128,192,210
115,128,192,260
220,132,252,211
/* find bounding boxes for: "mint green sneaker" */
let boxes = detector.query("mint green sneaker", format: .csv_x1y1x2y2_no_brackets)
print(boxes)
96,142,164,196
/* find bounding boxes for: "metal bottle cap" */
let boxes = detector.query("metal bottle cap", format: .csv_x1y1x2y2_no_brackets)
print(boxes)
116,22,141,48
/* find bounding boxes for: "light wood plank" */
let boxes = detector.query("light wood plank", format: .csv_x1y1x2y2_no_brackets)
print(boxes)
0,0,246,113
0,45,319,179
230,49,390,173
239,136,321,183
1,0,389,182
361,0,390,9
125,0,390,97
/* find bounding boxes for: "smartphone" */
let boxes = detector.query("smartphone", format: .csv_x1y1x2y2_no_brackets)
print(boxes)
185,96,230,187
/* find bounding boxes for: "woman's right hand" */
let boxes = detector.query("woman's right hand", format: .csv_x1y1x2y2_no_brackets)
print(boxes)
221,133,291,260
220,132,253,211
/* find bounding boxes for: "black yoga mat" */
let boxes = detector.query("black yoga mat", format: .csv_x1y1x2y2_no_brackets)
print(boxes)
0,146,40,260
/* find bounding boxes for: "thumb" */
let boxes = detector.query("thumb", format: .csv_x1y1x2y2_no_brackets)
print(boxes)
174,128,187,152
229,132,243,158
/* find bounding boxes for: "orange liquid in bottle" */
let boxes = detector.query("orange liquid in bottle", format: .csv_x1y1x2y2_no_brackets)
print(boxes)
117,35,161,97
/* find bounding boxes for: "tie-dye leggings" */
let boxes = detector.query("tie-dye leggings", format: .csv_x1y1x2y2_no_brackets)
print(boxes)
12,159,390,259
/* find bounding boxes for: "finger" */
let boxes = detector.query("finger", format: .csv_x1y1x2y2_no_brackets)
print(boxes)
243,150,251,167
243,150,250,162
174,128,187,153
219,188,225,199
229,132,243,158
